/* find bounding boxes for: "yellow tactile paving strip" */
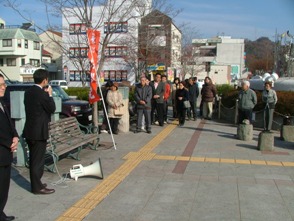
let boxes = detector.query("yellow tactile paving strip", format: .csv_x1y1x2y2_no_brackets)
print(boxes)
152,155,294,167
56,123,177,221
56,122,294,221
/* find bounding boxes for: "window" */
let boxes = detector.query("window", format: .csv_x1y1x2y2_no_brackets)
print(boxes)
69,47,88,58
69,23,87,35
0,58,3,66
33,41,40,50
104,22,128,34
7,58,16,66
3,39,12,47
17,39,22,48
103,70,127,82
21,58,25,66
24,40,28,49
30,59,40,66
69,70,89,81
104,46,127,57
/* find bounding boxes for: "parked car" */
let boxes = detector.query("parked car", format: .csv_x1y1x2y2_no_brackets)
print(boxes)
3,84,92,125
49,80,68,90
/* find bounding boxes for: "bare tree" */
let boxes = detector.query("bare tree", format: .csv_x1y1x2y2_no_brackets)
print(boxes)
179,22,203,79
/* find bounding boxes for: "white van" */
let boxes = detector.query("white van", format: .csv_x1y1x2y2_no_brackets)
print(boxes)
49,80,68,89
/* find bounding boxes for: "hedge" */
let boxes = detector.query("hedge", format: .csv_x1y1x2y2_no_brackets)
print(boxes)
217,84,294,116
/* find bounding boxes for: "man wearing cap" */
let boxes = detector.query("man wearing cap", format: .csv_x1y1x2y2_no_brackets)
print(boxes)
238,80,257,124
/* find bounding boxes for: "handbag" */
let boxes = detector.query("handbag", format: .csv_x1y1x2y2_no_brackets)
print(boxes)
183,100,191,108
114,104,125,116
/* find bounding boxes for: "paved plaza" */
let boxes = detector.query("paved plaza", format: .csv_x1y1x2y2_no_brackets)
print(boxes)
6,118,294,221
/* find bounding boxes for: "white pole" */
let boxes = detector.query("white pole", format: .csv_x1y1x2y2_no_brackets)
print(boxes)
97,75,117,150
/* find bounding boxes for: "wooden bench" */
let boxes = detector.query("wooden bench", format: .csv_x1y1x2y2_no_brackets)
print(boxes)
45,117,100,172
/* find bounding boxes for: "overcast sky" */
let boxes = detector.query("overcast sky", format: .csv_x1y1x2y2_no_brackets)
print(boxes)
1,0,293,40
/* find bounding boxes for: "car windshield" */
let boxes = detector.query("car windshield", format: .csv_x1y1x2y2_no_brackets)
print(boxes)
60,82,67,86
52,86,70,100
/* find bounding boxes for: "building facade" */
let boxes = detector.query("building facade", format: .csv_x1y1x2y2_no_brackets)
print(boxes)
62,0,152,86
0,18,42,82
138,10,182,81
191,36,245,84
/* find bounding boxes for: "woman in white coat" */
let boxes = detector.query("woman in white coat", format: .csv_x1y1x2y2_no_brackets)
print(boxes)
106,82,123,134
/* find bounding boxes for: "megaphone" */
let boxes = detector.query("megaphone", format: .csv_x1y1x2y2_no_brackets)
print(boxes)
70,158,104,181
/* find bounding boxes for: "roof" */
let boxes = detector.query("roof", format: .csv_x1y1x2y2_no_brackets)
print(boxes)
0,28,41,42
47,30,62,37
42,48,52,57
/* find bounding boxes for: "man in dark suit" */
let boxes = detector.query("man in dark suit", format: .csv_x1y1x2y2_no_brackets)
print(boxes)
0,73,18,221
150,73,165,126
23,69,56,195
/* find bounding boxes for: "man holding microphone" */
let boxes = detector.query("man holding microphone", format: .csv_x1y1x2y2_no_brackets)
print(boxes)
23,69,56,195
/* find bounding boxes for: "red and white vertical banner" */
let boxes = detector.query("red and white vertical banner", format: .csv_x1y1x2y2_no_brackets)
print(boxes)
87,29,101,104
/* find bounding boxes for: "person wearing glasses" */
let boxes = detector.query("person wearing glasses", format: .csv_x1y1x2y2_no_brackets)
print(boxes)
0,73,19,221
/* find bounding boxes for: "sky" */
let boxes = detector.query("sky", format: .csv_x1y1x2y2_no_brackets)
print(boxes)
0,0,294,40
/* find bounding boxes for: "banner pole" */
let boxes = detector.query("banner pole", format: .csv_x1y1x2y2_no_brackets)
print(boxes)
87,29,116,150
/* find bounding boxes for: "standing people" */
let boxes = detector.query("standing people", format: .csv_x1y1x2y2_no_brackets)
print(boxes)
172,77,180,118
238,80,257,124
176,81,189,127
106,82,123,134
201,77,217,120
23,69,56,195
161,75,171,124
134,76,152,134
100,80,113,133
262,82,277,131
150,73,165,126
0,74,18,221
188,77,199,121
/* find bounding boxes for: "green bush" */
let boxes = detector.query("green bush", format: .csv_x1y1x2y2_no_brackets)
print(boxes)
218,84,294,116
64,87,89,101
216,84,235,96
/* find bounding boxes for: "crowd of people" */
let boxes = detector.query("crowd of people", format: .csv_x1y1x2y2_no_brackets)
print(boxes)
0,69,279,220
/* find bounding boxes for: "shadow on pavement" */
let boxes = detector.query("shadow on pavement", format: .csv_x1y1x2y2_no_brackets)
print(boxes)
11,166,31,192
236,143,258,150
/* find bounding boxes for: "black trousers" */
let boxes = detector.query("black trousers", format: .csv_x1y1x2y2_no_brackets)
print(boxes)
163,100,168,121
238,109,253,124
109,118,119,133
0,165,11,218
152,103,164,126
188,101,197,119
27,140,47,192
178,108,186,125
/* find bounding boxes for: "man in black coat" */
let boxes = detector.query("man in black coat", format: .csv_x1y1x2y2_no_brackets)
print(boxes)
23,69,56,195
150,73,165,126
188,77,199,121
0,73,18,221
134,76,152,134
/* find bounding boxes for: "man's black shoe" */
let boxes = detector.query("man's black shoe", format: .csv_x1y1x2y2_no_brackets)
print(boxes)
147,130,151,134
33,188,55,195
134,129,141,133
0,215,15,221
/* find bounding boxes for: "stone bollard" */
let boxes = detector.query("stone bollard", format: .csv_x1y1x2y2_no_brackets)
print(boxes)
237,123,253,141
258,131,274,151
280,125,294,142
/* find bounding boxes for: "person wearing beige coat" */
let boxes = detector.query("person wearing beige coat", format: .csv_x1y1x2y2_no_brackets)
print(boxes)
106,83,123,134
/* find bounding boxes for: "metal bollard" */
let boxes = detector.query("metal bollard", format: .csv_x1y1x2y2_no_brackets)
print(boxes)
234,99,239,124
218,96,222,120
283,116,292,125
10,91,28,167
